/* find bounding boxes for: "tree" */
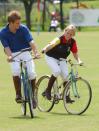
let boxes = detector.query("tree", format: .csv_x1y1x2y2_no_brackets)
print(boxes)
60,0,64,29
0,0,8,2
16,0,36,30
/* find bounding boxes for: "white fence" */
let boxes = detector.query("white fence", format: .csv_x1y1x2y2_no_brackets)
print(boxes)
70,9,99,26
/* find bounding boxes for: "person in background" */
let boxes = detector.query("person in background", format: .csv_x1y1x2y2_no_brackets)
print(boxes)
0,10,40,108
42,24,83,102
49,17,59,32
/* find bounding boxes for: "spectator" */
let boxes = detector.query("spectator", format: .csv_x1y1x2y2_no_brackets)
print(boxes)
49,17,59,32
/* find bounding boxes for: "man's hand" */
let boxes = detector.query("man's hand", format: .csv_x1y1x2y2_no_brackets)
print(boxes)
7,56,13,62
34,52,41,59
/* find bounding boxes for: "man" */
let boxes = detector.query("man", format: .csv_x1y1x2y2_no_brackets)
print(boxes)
0,10,40,108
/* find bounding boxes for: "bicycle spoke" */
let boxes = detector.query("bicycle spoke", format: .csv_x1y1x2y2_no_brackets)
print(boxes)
63,78,92,115
37,75,55,112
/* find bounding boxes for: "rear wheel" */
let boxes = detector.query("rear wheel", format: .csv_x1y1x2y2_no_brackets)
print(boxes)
36,75,55,112
63,77,92,115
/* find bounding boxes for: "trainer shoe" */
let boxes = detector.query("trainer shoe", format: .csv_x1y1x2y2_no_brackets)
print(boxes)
66,95,75,103
42,90,51,100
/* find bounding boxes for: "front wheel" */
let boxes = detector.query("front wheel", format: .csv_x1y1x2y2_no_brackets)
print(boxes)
27,83,34,118
63,77,92,115
36,75,55,112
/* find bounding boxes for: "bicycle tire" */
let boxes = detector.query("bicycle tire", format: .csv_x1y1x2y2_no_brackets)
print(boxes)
21,100,26,116
36,75,55,112
21,77,27,116
63,77,92,115
27,82,34,118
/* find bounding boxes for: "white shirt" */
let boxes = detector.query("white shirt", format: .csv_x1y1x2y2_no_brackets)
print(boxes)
51,20,58,27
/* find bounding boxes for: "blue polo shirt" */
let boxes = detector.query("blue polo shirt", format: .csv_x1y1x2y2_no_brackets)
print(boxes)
0,24,33,52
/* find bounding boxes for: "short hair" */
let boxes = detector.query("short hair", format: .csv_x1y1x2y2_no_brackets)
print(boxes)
7,10,21,23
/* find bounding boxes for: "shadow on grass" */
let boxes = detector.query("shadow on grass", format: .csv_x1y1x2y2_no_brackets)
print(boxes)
9,115,44,120
49,111,88,116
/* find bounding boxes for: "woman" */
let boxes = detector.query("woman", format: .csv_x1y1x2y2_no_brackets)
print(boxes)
42,24,83,102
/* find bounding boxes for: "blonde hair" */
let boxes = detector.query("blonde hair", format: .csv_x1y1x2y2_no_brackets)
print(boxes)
64,24,76,33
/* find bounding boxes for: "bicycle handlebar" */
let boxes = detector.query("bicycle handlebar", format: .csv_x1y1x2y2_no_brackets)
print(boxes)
12,56,40,63
12,47,32,59
68,59,84,67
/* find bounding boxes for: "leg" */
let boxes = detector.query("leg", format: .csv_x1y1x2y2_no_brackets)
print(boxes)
45,74,56,100
30,79,36,95
10,54,21,103
45,55,61,100
30,79,37,109
54,27,56,32
13,76,22,103
59,60,74,103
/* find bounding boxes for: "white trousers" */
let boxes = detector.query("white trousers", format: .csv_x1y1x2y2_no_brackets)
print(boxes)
10,51,36,80
45,55,68,81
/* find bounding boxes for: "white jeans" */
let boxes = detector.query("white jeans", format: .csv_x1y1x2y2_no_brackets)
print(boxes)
10,51,36,80
45,55,68,81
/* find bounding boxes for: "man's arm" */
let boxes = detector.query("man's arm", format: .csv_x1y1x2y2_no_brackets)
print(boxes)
4,47,13,62
29,40,40,58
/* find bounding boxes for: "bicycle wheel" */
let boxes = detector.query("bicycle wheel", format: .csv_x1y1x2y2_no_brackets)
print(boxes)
36,75,55,112
63,77,92,115
27,82,34,118
21,77,27,116
21,100,26,116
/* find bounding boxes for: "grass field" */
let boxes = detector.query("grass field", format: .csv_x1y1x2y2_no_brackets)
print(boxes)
0,31,99,131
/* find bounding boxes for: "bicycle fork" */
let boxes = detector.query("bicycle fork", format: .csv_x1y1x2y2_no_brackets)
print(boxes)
71,78,80,98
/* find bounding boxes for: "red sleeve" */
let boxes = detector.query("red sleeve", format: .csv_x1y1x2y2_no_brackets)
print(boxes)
70,41,78,53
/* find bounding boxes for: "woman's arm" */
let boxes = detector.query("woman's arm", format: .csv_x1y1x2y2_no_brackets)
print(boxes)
73,53,83,64
42,37,60,53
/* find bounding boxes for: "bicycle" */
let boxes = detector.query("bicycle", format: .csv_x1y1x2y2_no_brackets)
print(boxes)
36,59,92,115
12,47,37,118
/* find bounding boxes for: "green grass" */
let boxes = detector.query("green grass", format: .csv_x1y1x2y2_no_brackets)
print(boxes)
0,31,99,131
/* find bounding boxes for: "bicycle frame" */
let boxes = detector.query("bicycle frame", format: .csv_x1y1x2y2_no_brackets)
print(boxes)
37,59,92,114
67,64,80,98
53,60,80,99
11,47,36,118
20,61,32,101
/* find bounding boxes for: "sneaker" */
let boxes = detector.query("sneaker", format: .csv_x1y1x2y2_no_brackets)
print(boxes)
15,95,23,103
66,96,75,103
32,97,37,109
42,90,51,100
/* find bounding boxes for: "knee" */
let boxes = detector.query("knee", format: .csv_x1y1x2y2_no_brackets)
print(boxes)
62,74,68,81
28,72,37,80
53,69,61,77
12,70,20,77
